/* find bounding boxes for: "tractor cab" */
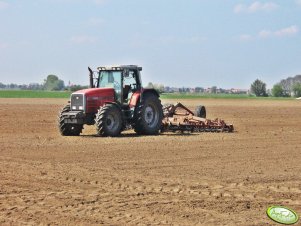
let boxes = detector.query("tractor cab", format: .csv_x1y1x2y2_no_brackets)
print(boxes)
90,65,142,104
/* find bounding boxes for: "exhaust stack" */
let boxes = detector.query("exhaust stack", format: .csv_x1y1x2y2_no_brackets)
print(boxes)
88,67,94,88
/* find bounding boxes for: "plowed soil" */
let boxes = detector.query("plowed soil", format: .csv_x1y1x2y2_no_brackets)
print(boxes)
0,98,300,225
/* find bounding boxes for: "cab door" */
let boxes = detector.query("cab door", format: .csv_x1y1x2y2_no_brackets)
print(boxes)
122,70,140,103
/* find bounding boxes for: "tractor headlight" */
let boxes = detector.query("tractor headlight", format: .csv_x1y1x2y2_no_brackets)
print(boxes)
71,93,85,112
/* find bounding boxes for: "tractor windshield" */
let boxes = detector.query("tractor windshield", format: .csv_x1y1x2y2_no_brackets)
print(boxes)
98,71,122,102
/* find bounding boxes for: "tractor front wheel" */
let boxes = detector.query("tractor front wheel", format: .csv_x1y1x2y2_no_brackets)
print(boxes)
58,105,83,136
95,104,123,137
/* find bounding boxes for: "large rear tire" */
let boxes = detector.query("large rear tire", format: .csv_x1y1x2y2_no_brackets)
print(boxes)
195,105,206,118
95,104,123,137
133,93,163,135
58,105,83,136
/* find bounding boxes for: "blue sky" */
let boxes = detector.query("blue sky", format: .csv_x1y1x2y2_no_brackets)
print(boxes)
0,0,300,89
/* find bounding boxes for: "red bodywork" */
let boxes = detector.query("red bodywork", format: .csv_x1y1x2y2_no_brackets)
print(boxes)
129,88,159,108
74,88,115,114
129,90,141,108
73,88,156,114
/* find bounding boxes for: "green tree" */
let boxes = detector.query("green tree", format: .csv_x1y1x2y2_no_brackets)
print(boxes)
251,79,267,97
271,84,284,97
69,85,88,92
153,83,164,94
146,82,154,89
44,75,65,91
292,83,301,97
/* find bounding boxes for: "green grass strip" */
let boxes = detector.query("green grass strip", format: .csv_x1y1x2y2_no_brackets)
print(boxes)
160,93,294,100
0,90,295,100
0,90,71,98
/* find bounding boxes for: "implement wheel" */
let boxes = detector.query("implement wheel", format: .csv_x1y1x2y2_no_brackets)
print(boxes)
195,105,206,118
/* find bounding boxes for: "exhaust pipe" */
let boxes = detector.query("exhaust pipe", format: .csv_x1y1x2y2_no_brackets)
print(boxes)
88,67,94,88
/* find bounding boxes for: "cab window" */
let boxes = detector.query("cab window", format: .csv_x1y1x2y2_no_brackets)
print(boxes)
99,71,122,102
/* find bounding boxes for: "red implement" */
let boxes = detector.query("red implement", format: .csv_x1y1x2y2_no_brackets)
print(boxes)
161,103,234,133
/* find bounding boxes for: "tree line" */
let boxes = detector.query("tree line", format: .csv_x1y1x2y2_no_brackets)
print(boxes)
0,75,87,92
251,75,301,98
2,73,301,98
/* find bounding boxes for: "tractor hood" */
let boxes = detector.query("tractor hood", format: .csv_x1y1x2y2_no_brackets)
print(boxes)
73,87,114,96
71,88,115,113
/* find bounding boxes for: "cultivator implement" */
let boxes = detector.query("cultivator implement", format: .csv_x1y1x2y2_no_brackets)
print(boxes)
161,103,234,133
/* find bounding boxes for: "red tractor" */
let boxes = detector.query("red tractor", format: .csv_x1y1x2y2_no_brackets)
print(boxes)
58,65,163,137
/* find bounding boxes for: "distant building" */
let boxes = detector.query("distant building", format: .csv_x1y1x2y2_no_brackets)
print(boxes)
162,85,249,94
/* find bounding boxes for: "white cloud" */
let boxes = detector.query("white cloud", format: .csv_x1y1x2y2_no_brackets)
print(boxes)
239,34,254,41
234,4,245,13
249,2,278,12
296,0,301,6
234,1,279,13
70,35,98,44
259,25,299,38
274,25,299,37
258,30,272,38
0,1,9,9
239,25,299,41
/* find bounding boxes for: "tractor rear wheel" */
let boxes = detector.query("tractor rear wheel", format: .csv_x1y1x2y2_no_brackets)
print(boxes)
58,105,83,136
95,104,123,137
133,93,163,135
195,105,206,118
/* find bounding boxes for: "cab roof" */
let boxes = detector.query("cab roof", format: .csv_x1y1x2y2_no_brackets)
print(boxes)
97,65,142,71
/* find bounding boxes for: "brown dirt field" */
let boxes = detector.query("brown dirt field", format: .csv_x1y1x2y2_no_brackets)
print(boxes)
0,98,300,226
